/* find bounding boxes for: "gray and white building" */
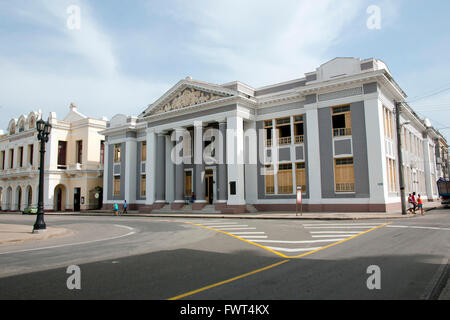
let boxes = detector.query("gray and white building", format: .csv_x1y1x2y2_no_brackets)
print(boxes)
101,57,441,213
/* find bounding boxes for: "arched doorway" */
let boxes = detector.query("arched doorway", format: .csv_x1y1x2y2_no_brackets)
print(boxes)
16,186,22,211
5,187,12,211
54,184,67,212
26,185,33,208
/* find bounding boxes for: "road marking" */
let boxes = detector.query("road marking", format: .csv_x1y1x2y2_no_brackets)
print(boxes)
0,225,136,256
217,227,257,231
240,236,268,239
303,223,384,227
168,259,290,300
310,231,361,234
312,234,360,238
230,232,266,235
265,246,323,253
208,225,248,228
201,223,240,227
171,222,391,300
188,222,391,259
387,225,450,231
250,239,347,244
305,226,379,229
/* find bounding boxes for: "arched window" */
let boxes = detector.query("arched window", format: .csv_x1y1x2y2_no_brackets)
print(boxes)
19,120,25,132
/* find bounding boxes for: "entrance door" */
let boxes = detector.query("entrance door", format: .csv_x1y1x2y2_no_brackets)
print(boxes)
205,170,214,204
56,188,62,211
74,188,81,212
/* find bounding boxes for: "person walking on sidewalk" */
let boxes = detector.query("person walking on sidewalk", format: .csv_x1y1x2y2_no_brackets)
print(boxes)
411,192,417,214
407,194,414,214
113,203,119,216
417,195,424,216
123,200,128,215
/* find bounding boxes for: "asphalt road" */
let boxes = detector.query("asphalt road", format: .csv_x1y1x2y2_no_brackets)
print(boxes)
0,208,449,300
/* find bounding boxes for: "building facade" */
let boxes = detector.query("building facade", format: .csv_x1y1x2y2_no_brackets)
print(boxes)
0,104,106,212
102,57,441,213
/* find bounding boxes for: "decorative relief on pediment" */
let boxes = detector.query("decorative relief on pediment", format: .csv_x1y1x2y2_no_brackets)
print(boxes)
150,88,230,115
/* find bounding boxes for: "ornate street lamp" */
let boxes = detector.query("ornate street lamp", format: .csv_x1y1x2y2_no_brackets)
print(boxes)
33,118,52,233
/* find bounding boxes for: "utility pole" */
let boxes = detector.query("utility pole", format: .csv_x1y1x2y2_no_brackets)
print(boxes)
395,101,407,215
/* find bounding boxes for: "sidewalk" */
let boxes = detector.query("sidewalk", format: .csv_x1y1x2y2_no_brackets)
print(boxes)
0,224,72,245
39,200,442,220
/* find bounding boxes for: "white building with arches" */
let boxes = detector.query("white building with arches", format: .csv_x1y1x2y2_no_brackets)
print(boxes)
0,104,106,212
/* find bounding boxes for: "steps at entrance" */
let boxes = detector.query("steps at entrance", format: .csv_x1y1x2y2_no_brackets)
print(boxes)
246,205,258,213
151,203,220,214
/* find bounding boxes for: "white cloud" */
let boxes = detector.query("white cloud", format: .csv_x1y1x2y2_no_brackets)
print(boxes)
163,0,366,86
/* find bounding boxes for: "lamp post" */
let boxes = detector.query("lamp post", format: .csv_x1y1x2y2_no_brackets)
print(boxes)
33,119,52,233
395,101,408,215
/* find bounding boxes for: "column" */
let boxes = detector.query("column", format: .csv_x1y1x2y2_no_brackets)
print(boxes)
422,135,434,201
172,129,185,209
146,129,156,205
217,121,227,203
193,121,206,208
155,132,166,204
226,115,245,206
124,136,137,204
305,107,322,205
102,141,109,208
364,98,388,205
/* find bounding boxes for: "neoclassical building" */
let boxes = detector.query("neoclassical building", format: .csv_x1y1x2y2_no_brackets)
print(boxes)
102,57,441,213
0,104,106,212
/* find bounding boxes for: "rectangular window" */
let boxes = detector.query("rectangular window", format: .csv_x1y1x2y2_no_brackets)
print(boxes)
141,142,147,162
294,115,304,144
141,175,146,197
114,144,121,163
100,141,105,165
113,176,121,196
28,144,34,166
18,147,24,167
0,151,4,170
276,117,291,145
278,163,293,194
184,171,193,197
334,157,355,192
386,158,397,192
265,165,275,194
57,141,67,169
264,120,273,147
332,105,352,137
9,149,14,168
76,140,83,164
296,162,307,192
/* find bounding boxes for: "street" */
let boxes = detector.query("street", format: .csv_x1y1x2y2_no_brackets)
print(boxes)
0,209,449,300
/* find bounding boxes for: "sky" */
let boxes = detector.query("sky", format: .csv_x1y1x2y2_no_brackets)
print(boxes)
0,0,450,141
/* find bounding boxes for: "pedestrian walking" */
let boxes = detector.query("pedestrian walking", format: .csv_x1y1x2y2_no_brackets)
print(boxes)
113,203,119,216
417,194,424,216
407,194,414,214
123,200,128,214
411,192,417,214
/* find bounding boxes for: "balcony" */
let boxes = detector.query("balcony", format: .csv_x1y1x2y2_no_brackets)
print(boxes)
295,135,304,144
335,183,355,192
333,128,352,137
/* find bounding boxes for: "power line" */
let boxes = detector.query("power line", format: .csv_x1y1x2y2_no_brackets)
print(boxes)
407,86,450,104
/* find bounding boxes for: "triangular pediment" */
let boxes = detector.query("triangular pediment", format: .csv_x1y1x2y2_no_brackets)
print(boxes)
141,79,236,117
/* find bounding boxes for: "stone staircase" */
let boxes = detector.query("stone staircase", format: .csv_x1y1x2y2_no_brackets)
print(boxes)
151,204,221,214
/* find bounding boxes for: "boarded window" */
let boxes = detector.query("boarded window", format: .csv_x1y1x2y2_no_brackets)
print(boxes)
334,158,355,192
296,162,307,192
114,176,121,196
114,144,121,163
265,165,275,194
184,171,193,197
278,163,293,194
141,142,147,162
141,175,146,197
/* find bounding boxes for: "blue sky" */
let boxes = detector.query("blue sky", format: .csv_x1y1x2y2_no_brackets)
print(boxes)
1,0,450,140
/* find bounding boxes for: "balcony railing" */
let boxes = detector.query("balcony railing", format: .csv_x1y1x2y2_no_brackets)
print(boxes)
295,135,304,144
278,137,291,145
335,183,355,192
333,128,352,137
